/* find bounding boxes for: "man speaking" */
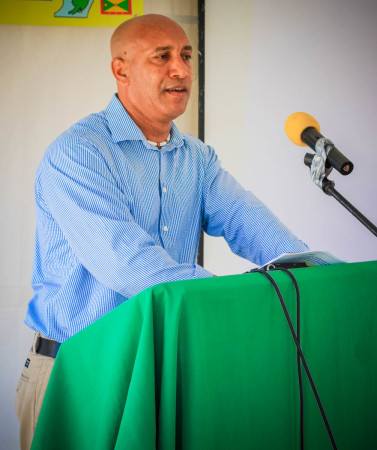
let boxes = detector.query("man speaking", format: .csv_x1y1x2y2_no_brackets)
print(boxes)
15,14,308,449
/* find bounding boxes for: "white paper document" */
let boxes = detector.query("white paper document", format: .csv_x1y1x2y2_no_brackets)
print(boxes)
261,251,346,269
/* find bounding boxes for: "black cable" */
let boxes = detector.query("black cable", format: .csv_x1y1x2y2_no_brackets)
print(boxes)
249,268,337,450
268,267,304,450
250,266,304,448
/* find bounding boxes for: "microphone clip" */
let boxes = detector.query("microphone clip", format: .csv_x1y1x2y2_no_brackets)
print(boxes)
304,138,334,191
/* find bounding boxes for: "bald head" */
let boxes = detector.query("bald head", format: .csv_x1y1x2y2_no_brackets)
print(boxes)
110,14,187,59
110,14,193,142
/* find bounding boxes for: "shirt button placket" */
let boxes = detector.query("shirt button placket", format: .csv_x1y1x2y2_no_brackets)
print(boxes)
160,151,168,240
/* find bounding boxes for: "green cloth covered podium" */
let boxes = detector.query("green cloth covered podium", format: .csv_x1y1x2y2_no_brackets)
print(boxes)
32,261,377,449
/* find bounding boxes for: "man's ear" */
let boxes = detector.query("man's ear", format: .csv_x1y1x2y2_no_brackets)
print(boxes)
111,57,129,86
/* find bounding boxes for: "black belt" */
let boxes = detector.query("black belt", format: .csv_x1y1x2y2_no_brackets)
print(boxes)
34,336,61,358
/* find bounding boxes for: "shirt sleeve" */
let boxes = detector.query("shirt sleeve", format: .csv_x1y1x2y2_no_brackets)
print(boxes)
201,145,309,266
39,138,213,299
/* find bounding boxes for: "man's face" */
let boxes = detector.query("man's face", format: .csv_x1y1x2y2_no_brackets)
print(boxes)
123,25,193,126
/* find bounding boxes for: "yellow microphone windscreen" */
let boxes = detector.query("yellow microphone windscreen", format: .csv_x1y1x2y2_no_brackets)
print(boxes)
285,112,320,146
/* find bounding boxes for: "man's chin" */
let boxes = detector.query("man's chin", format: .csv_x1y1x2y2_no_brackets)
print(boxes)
163,104,189,122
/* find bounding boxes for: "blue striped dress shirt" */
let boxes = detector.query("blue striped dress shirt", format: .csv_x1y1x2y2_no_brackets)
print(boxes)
25,94,308,342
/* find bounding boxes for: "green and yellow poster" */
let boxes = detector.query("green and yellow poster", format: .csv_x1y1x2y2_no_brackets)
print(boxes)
0,0,144,27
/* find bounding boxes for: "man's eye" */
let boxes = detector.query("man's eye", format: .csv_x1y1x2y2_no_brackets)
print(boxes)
157,54,168,59
183,54,192,60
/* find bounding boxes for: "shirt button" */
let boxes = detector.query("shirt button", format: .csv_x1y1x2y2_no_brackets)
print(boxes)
162,187,167,193
163,226,168,232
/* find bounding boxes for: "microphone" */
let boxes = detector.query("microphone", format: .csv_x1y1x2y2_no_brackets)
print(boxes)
285,112,353,175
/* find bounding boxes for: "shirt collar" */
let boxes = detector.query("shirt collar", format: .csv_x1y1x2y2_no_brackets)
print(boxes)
104,94,185,151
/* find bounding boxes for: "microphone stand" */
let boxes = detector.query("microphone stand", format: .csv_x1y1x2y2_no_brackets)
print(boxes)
304,153,377,237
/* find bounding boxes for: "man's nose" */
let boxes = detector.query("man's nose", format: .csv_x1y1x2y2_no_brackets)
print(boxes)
169,56,190,79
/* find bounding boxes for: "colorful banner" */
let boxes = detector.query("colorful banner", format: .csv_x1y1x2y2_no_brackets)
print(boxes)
0,0,143,28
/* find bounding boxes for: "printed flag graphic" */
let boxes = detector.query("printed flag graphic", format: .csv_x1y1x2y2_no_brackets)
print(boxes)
101,0,132,14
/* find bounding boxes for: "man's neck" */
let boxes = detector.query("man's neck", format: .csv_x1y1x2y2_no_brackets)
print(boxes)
138,121,171,143
118,95,172,142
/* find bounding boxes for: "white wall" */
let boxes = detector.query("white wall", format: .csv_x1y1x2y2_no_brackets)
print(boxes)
0,24,115,449
0,1,198,447
204,0,377,275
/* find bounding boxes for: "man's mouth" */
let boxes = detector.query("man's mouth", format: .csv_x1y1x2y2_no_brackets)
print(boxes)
165,86,188,96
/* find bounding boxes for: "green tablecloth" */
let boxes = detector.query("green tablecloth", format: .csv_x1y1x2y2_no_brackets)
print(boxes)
32,261,377,449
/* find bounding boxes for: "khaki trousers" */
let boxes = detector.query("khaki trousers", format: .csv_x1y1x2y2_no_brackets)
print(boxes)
15,334,55,450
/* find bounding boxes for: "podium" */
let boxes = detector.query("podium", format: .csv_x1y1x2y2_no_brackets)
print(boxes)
32,261,377,449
